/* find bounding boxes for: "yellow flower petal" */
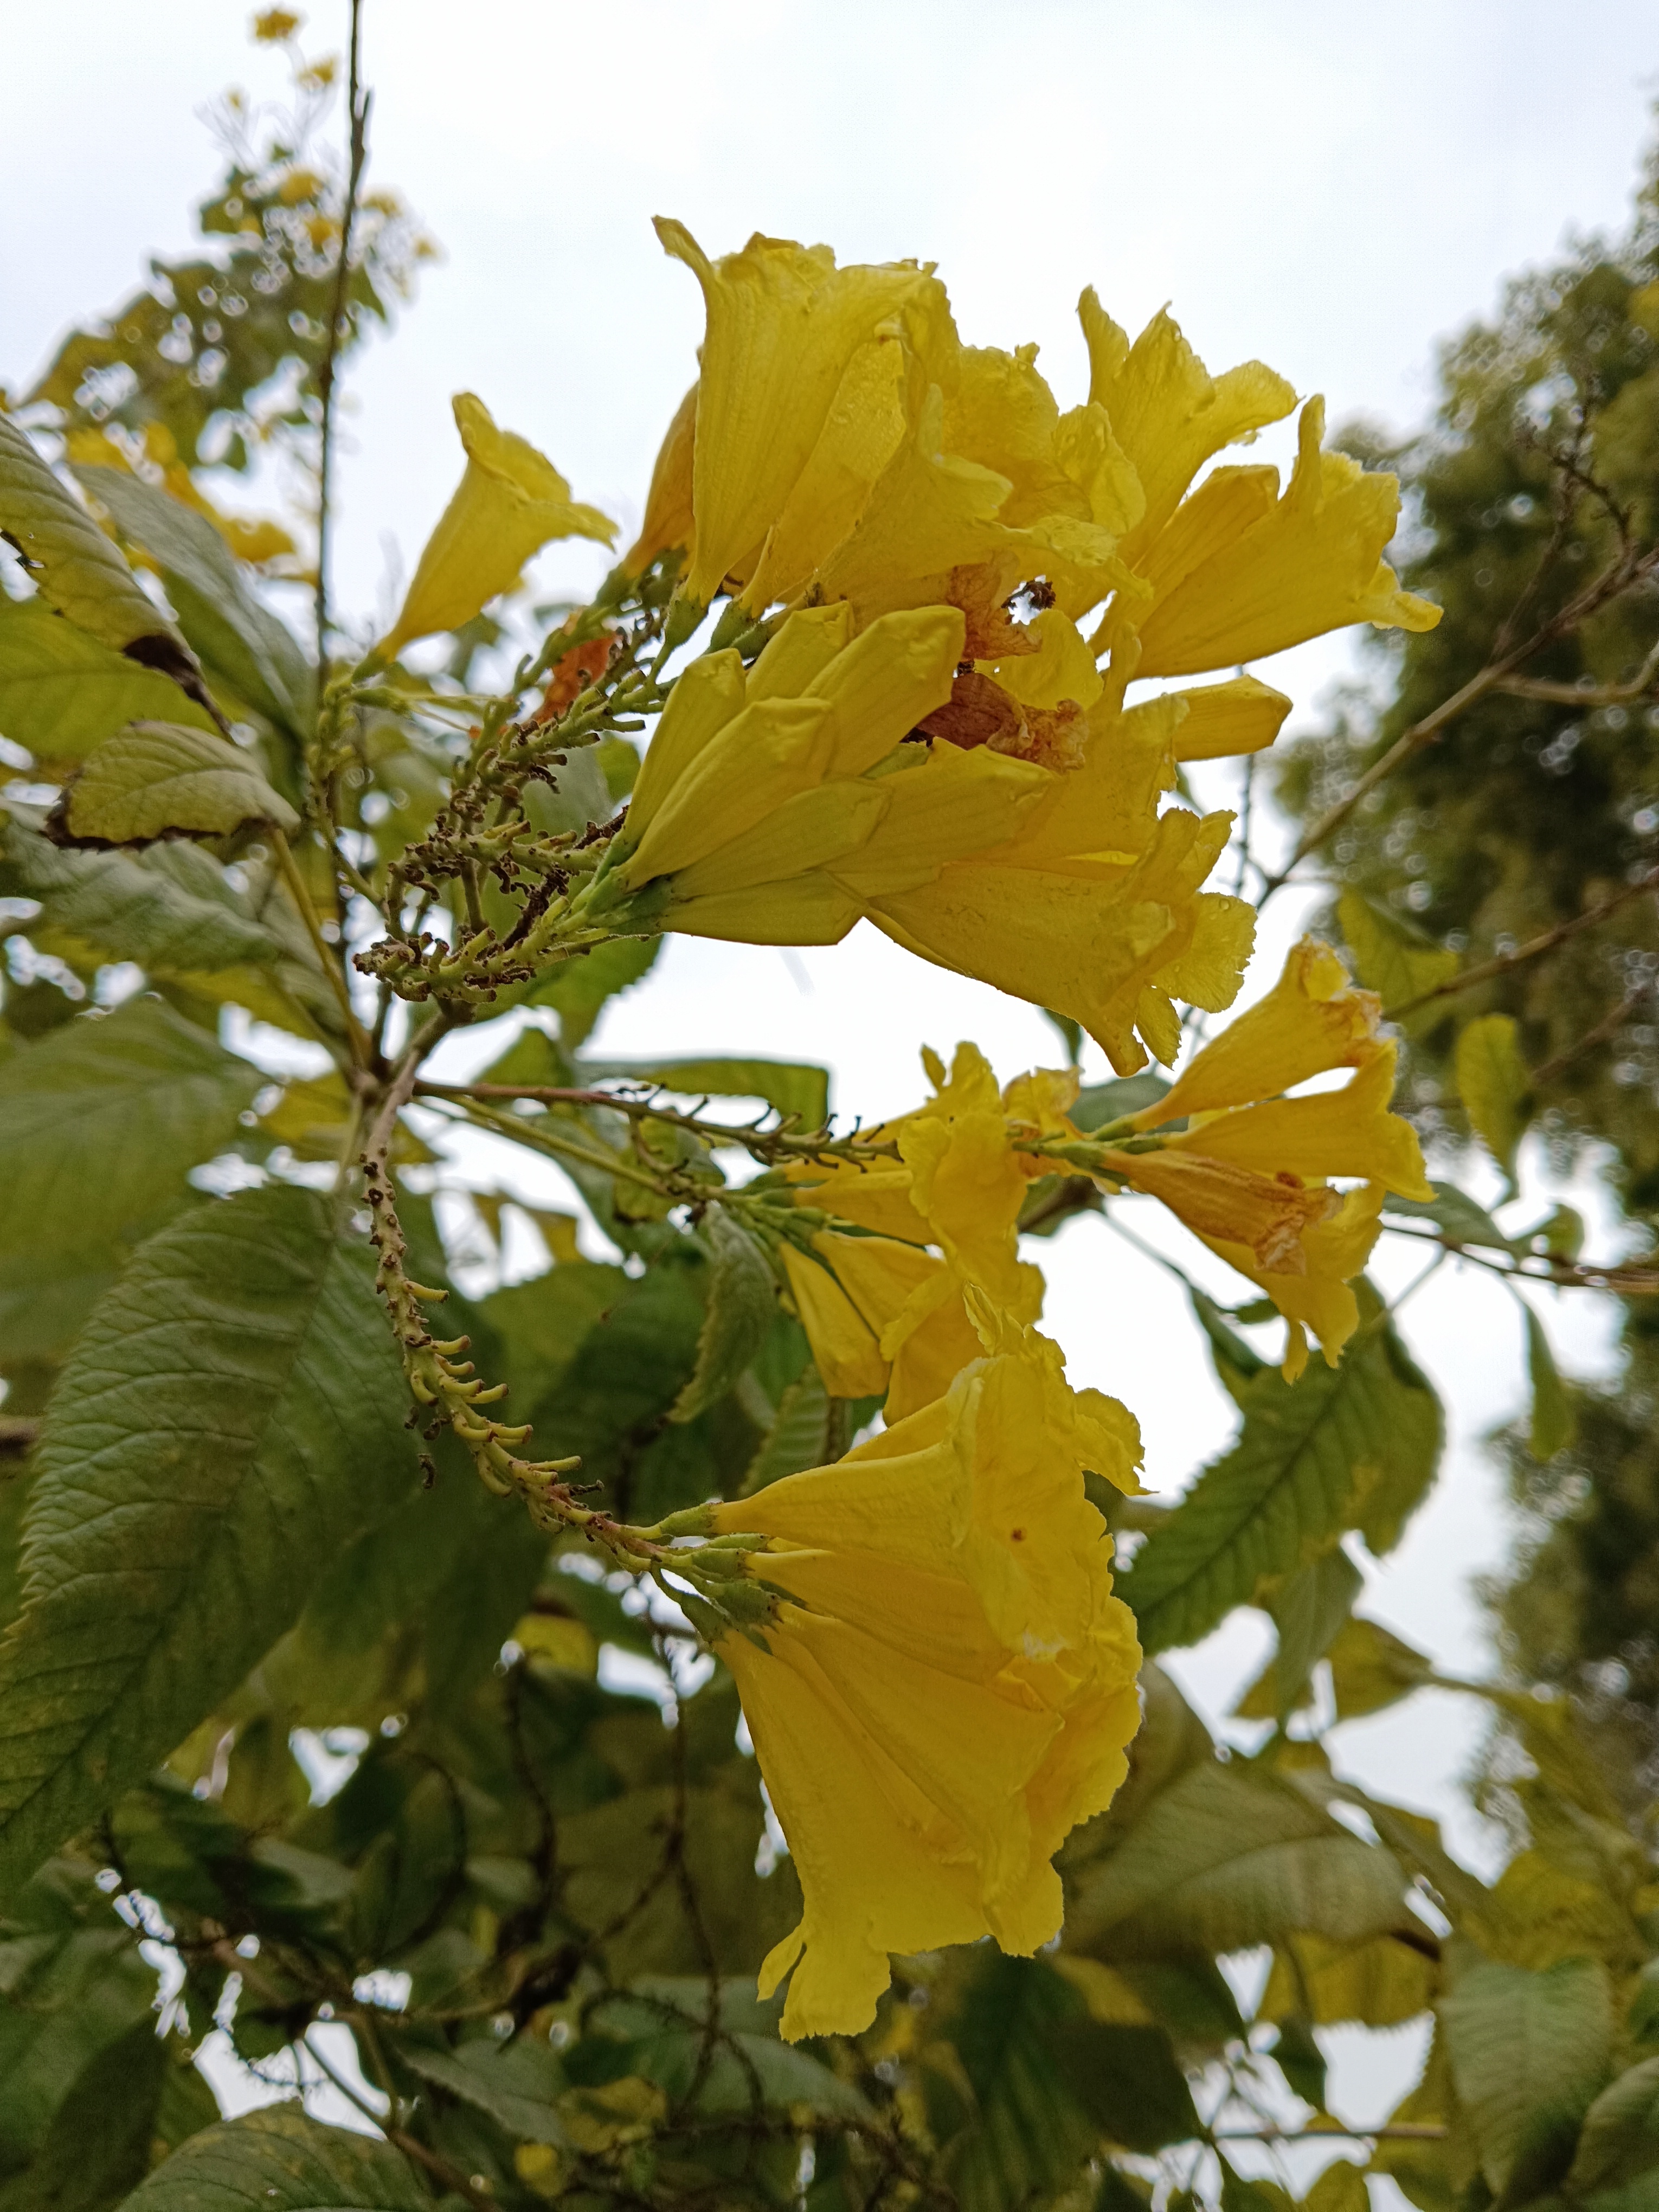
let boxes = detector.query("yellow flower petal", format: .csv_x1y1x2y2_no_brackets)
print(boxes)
728,1632,988,2039
986,607,1104,713
1079,295,1296,558
625,648,747,843
378,394,616,658
831,743,1051,900
742,335,913,610
671,781,889,900
1118,1150,1340,1273
621,696,833,883
780,1243,889,1398
622,381,697,577
665,873,862,946
1201,1184,1386,1374
1131,398,1443,678
1168,673,1293,762
745,601,854,702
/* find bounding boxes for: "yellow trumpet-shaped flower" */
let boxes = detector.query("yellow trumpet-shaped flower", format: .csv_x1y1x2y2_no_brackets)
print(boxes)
1128,399,1442,679
1128,936,1391,1124
1107,938,1432,1370
375,395,616,660
1072,298,1438,687
783,1045,1044,1419
709,1306,1143,2041
654,221,946,608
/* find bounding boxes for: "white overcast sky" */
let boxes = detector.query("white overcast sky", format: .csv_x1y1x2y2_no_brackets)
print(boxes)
3,1,1656,2115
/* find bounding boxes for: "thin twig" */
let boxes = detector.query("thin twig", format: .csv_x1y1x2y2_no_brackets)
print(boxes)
1212,2125,1448,2144
313,0,370,678
1531,981,1652,1086
1261,539,1659,900
1381,1220,1659,1294
1384,865,1659,1021
1495,634,1659,706
303,2029,493,2209
272,827,372,1064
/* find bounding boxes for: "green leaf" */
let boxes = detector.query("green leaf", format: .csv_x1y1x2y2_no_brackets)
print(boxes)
1382,1180,1515,1255
1045,2020,1203,2151
521,746,613,838
1,811,335,1039
0,597,216,761
0,1184,419,1898
587,1054,831,1130
741,1364,833,1493
1522,1302,1576,1461
1336,889,1458,1029
670,1212,777,1423
399,2036,566,2144
1439,1956,1612,2203
0,1857,160,2171
587,1981,872,2121
1189,1287,1266,1407
1455,1013,1530,1181
1323,1616,1437,1720
1041,1008,1084,1065
1566,2054,1659,2194
1217,2157,1290,2212
60,723,297,844
1069,1759,1412,1962
1232,1548,1365,1721
1118,1294,1443,1656
943,1954,1100,2212
1267,2015,1328,2111
114,2106,425,2212
9,2014,170,2212
525,936,660,1049
0,995,262,1272
75,469,311,744
1071,1071,1171,1131
0,419,195,679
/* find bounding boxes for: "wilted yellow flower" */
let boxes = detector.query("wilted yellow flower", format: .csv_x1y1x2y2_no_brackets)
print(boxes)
709,1305,1143,2041
373,395,616,660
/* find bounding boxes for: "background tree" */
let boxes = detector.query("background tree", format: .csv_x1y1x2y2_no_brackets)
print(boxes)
1277,121,1659,1967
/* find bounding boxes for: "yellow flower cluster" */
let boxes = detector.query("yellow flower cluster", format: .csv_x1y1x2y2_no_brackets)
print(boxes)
774,940,1428,1396
710,1301,1143,2042
620,224,1439,1071
778,1041,1045,1420
1098,937,1434,1377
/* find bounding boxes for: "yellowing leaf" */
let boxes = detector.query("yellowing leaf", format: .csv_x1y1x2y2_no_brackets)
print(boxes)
1455,1012,1530,1180
1336,889,1457,1028
60,722,298,844
0,413,192,670
512,1611,598,1675
0,596,217,760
